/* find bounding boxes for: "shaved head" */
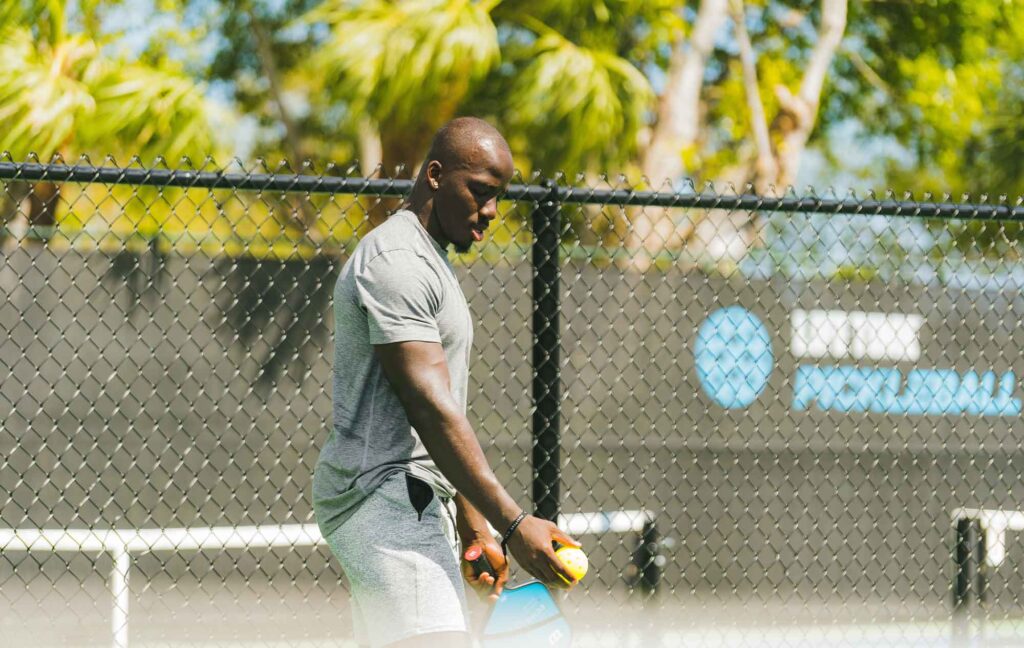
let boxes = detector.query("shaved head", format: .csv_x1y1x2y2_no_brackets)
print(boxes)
406,117,515,253
425,117,512,171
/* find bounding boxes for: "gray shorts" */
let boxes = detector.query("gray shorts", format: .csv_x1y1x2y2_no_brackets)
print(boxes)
324,471,469,647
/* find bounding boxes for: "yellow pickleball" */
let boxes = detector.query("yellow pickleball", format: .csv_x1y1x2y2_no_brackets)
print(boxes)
555,546,588,585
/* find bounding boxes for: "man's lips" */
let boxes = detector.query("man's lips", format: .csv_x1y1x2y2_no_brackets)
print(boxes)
471,224,489,242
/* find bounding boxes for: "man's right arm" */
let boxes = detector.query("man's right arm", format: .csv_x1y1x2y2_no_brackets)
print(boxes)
376,339,518,528
374,340,580,587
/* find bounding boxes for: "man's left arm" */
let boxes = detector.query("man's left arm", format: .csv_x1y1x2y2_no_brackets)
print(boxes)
455,493,508,601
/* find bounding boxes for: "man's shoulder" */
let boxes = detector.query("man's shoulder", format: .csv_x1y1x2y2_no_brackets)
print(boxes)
353,212,433,266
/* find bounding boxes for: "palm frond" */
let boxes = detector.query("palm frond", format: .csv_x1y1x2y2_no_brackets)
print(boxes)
0,21,218,162
0,0,61,37
503,21,653,174
0,28,97,159
84,58,217,161
306,0,500,129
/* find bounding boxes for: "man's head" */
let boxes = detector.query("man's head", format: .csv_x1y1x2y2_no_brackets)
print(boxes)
413,117,514,253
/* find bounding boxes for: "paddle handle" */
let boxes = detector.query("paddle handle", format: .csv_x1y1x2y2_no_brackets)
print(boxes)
464,545,497,578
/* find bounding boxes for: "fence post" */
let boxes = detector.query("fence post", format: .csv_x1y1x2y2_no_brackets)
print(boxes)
954,517,973,612
954,518,986,613
637,519,661,598
531,182,562,522
977,524,987,606
954,515,987,646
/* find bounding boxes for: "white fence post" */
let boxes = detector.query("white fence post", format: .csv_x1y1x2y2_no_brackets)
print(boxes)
111,544,130,648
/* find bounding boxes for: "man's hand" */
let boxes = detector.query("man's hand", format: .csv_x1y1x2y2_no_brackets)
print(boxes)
505,515,580,589
460,535,508,602
455,494,508,601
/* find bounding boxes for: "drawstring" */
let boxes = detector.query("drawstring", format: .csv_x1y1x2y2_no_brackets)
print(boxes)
439,495,460,550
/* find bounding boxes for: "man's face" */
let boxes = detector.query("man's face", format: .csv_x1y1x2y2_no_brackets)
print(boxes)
429,138,514,254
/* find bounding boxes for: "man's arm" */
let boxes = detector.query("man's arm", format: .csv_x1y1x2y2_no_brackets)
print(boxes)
376,340,520,527
374,340,579,587
454,492,495,544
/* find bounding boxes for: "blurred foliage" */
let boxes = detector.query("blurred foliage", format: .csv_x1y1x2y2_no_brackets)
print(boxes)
841,0,1024,256
4,0,1024,263
841,0,1023,198
498,15,654,176
301,0,670,176
0,0,218,162
0,0,226,258
6,0,1024,196
200,0,360,165
306,0,500,135
482,0,676,175
700,1,819,178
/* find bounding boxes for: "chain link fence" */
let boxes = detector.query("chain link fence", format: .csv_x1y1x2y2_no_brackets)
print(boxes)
2,159,1024,646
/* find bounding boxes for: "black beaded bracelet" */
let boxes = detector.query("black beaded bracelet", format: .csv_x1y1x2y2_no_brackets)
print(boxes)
500,511,528,555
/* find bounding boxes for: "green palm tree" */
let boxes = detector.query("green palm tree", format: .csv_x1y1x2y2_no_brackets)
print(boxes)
302,0,653,179
303,0,501,178
0,0,218,241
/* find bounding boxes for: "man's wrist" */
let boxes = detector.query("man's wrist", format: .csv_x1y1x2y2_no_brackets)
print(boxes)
495,498,526,532
454,482,524,541
499,511,529,554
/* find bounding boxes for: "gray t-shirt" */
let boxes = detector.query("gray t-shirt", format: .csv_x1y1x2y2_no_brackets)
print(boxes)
313,209,472,537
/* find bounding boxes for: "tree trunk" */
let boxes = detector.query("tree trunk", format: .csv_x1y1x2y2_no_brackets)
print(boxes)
715,0,779,259
731,0,777,194
690,0,847,268
371,103,462,227
380,127,434,181
0,181,31,249
642,0,727,186
773,0,847,188
250,14,306,174
627,0,728,266
249,11,327,247
27,181,61,243
362,124,434,229
353,118,386,233
358,117,383,177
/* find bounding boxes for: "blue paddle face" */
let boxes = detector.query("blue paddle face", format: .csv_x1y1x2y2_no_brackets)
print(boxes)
481,581,572,648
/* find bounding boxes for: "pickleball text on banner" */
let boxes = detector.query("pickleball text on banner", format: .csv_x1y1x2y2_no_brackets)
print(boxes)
793,365,1020,416
695,306,1022,417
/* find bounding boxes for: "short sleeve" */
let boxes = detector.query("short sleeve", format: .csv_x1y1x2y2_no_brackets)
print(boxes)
355,250,443,345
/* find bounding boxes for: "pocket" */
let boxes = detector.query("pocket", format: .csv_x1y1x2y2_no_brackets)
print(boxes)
405,473,435,521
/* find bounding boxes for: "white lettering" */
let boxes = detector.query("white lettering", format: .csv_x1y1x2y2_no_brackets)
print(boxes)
791,309,922,362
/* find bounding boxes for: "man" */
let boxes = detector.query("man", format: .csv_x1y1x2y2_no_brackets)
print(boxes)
313,117,579,648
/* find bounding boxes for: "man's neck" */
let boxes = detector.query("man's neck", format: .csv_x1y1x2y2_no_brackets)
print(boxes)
403,194,450,250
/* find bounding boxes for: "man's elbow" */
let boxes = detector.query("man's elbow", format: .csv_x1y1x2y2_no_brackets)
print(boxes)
404,396,458,439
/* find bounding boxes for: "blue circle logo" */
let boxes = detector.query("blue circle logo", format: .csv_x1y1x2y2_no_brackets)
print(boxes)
695,307,773,409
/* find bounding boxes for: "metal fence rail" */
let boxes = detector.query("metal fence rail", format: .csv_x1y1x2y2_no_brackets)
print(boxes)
3,159,1024,646
4,161,1023,217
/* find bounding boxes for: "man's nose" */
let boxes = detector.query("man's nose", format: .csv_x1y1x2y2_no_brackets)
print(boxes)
481,197,498,220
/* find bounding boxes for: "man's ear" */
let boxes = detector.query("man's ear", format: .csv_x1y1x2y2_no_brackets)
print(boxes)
425,160,443,190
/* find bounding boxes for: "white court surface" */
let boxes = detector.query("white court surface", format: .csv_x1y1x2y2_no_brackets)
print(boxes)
3,573,1021,648
0,515,652,648
3,515,1024,647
